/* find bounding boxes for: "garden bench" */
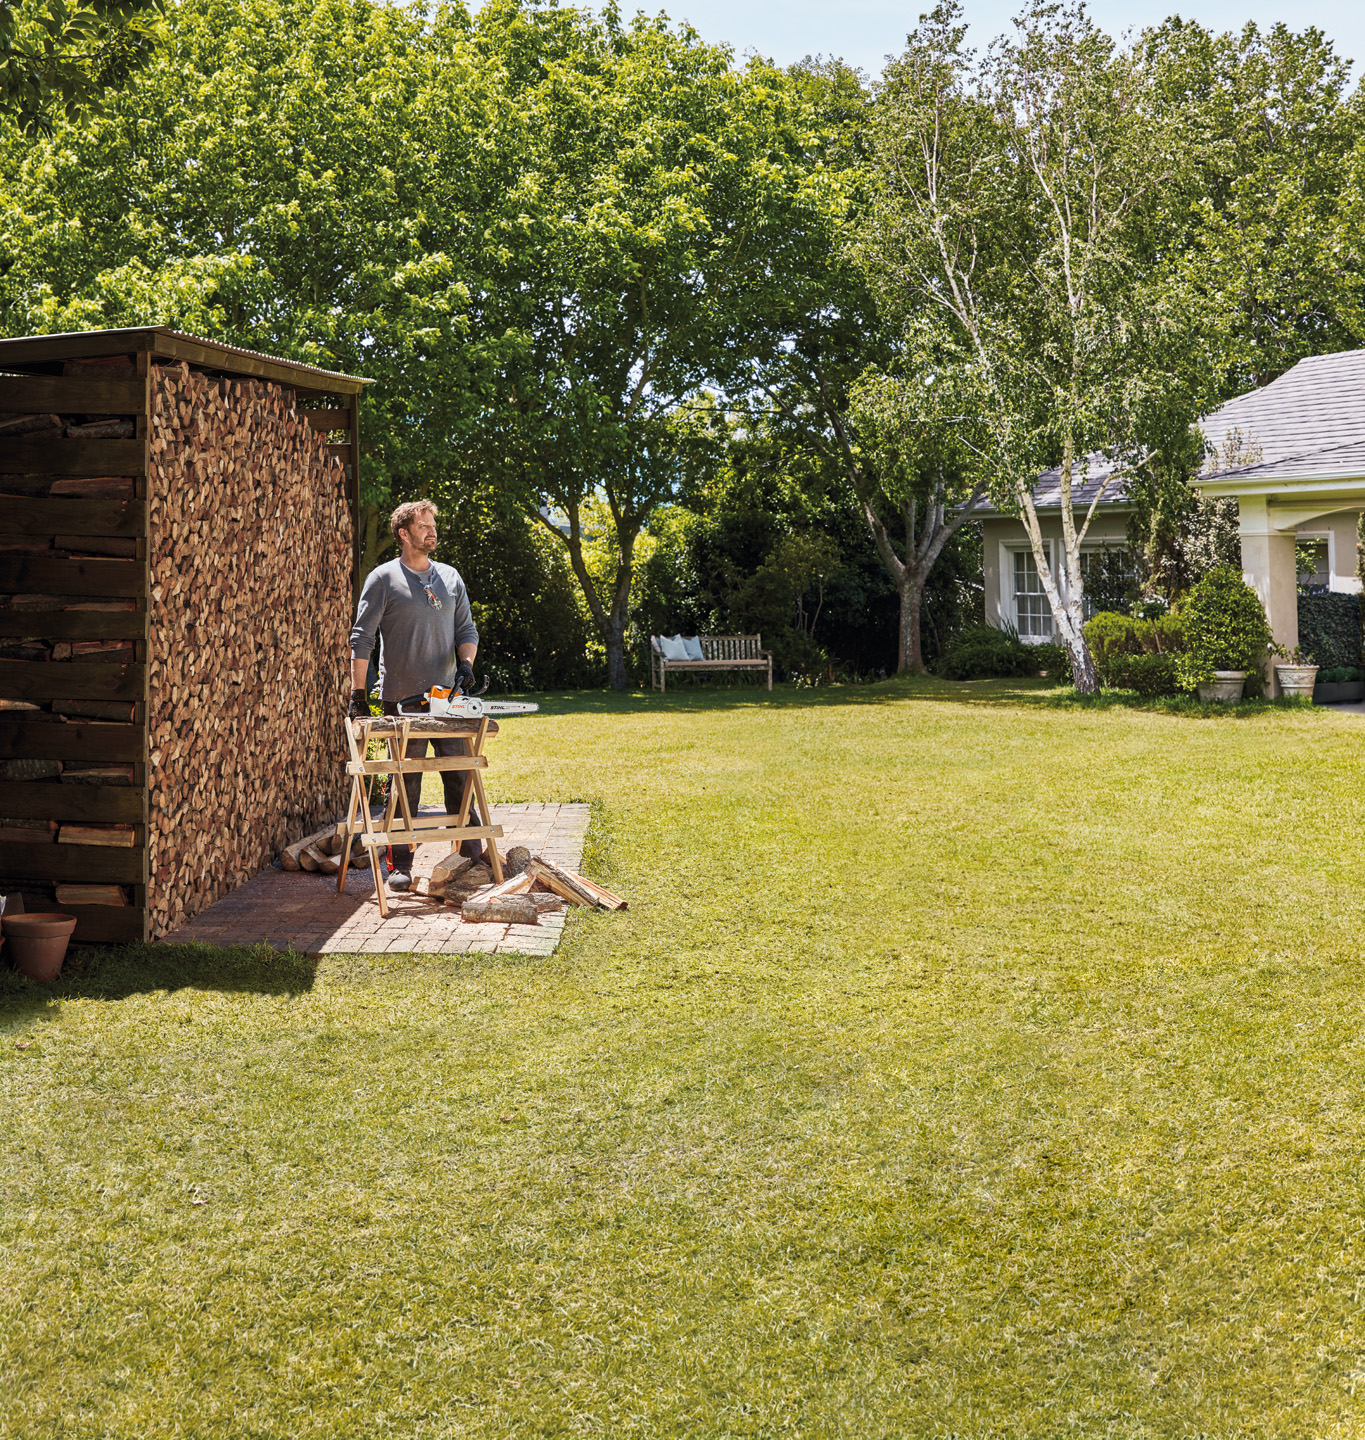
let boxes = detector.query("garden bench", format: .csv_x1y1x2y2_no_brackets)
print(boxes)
650,634,772,692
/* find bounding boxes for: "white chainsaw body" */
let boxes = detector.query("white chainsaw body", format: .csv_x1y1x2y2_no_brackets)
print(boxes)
398,693,539,718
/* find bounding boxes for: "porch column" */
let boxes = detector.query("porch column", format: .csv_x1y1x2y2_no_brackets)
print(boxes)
1239,496,1297,696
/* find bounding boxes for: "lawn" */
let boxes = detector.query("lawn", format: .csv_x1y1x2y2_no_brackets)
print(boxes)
4,678,1365,1438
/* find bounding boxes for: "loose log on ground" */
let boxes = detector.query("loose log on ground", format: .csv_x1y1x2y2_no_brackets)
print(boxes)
304,843,338,874
422,849,474,899
461,894,539,925
481,871,534,902
525,856,626,909
281,823,340,872
503,845,531,877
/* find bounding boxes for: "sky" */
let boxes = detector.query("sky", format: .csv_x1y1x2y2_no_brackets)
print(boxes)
652,0,1364,80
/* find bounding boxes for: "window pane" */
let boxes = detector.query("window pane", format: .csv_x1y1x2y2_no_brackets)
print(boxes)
1012,551,1052,636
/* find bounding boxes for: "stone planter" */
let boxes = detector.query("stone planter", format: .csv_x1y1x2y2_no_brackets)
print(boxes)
1314,680,1365,704
1274,664,1319,700
1196,670,1248,703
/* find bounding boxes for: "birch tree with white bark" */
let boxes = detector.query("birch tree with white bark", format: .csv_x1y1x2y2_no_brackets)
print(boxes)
862,0,1196,689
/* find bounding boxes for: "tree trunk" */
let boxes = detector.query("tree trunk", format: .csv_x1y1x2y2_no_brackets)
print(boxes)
535,498,639,690
899,569,926,673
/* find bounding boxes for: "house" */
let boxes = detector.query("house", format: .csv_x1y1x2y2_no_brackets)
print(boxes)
980,352,1365,663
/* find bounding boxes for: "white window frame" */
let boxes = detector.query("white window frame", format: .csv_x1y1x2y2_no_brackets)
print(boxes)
1004,540,1056,642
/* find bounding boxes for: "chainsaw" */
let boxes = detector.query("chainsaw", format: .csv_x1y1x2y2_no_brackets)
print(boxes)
398,678,538,720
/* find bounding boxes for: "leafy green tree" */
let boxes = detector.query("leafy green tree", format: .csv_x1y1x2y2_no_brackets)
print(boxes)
465,1,838,687
863,1,1205,690
740,57,985,675
0,0,161,128
0,0,501,569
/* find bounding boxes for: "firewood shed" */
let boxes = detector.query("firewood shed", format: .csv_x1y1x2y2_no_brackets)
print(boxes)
0,327,369,942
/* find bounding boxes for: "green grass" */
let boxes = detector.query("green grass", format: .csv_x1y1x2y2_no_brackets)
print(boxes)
5,676,1365,1438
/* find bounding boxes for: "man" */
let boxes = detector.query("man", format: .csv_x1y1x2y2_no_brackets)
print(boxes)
348,500,482,892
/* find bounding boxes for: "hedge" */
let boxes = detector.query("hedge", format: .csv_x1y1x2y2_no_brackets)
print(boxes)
1297,591,1361,670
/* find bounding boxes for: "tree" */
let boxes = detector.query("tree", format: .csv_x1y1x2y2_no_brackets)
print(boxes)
735,57,986,674
863,1,1203,690
464,1,837,688
0,0,161,129
0,0,505,570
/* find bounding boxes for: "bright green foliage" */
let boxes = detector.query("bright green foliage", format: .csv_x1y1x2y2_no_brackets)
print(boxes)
0,0,492,524
1176,564,1272,688
8,683,1365,1435
1085,610,1185,681
1103,651,1182,696
469,4,839,688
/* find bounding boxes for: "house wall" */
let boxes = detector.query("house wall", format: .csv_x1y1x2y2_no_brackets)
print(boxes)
982,510,1131,636
1292,508,1362,593
146,363,351,936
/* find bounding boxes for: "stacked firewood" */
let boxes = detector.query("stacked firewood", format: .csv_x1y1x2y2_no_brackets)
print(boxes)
145,362,352,936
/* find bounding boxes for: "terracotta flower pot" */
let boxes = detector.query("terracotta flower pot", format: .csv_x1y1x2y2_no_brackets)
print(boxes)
1196,669,1248,703
2,913,77,983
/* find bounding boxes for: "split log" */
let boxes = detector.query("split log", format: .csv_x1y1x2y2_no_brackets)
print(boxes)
304,843,340,874
55,884,127,906
461,894,539,925
526,856,627,910
60,764,135,785
282,823,339,872
480,871,535,902
530,891,565,913
0,414,62,435
65,419,135,439
429,853,480,899
58,823,135,848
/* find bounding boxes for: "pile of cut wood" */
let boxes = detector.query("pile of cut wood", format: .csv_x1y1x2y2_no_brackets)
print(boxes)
279,824,369,874
410,845,625,925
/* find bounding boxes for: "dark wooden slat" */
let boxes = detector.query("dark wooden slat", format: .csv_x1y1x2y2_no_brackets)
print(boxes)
326,442,352,460
0,660,144,702
0,720,142,762
3,557,142,596
0,780,144,822
0,437,145,477
0,376,146,414
0,496,146,538
304,409,352,432
0,841,144,883
0,610,142,640
70,906,147,943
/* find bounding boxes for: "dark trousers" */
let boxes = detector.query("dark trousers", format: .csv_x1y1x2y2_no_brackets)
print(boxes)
382,699,484,872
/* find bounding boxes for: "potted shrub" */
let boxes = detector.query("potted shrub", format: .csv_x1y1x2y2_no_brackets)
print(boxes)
1269,642,1318,700
1314,665,1365,704
1175,565,1271,702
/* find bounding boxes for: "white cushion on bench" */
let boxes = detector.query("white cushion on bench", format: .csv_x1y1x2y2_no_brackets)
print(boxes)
658,635,689,661
682,635,704,661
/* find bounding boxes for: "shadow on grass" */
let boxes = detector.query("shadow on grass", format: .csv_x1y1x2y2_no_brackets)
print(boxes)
1,942,318,1029
508,675,1340,721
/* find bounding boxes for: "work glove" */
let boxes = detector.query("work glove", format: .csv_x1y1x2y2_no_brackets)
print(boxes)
455,659,476,694
347,688,371,721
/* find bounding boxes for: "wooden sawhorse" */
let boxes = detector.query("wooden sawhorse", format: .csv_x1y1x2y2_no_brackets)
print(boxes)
338,712,504,918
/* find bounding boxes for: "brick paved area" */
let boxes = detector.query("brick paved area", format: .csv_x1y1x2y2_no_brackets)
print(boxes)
159,803,591,957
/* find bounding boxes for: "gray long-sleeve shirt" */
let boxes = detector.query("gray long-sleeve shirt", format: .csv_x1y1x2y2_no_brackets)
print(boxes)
349,558,479,701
